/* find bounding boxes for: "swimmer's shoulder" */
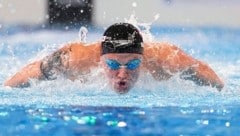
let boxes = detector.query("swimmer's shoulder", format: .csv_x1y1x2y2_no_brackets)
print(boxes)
58,41,101,66
58,41,101,57
143,42,178,59
62,41,101,51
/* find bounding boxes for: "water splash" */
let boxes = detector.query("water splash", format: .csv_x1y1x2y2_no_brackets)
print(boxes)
79,26,88,43
132,2,137,7
125,14,157,42
0,24,239,107
154,14,160,21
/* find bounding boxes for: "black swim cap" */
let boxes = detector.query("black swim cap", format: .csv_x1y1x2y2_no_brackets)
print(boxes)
101,23,143,55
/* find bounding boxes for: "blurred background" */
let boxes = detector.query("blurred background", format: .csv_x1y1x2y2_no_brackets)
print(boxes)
0,0,240,29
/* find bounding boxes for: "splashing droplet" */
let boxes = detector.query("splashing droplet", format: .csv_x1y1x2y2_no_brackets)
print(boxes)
154,14,160,21
132,2,137,7
125,14,154,42
79,26,88,43
65,26,69,30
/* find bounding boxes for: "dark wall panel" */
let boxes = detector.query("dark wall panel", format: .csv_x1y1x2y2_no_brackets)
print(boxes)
48,0,92,27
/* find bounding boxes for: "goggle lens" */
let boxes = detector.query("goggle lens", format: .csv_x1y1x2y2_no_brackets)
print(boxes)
105,59,141,70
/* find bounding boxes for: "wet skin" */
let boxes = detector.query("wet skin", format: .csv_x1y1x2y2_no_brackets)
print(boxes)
101,53,142,94
4,42,224,91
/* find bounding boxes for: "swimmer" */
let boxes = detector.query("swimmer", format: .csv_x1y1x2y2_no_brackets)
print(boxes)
4,23,224,93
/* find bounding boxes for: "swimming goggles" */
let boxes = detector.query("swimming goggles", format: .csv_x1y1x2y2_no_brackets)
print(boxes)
105,59,142,70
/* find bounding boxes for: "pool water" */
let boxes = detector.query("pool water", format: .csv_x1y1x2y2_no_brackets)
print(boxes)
0,105,239,135
0,25,240,135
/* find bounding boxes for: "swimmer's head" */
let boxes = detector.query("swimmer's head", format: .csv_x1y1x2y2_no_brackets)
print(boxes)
101,22,143,55
101,23,143,94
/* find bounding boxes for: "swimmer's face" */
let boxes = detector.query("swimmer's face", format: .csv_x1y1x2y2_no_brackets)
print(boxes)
101,53,142,94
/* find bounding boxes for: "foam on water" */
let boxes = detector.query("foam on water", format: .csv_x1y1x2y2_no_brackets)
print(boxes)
0,23,240,108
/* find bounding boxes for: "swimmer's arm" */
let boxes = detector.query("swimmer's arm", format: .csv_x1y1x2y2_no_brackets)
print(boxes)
4,42,101,88
4,61,44,87
180,60,224,91
4,45,71,88
167,45,224,91
144,42,224,91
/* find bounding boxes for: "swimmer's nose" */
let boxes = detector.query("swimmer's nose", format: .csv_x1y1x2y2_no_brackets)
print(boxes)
117,68,128,79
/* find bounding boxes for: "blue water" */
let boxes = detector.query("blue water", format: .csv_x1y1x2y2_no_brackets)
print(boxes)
0,105,239,135
0,25,240,135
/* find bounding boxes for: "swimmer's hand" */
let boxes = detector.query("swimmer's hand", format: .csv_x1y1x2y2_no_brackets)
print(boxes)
180,65,224,91
214,80,224,91
4,61,43,88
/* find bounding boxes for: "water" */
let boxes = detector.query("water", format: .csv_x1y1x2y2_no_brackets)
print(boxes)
0,25,240,135
0,106,239,135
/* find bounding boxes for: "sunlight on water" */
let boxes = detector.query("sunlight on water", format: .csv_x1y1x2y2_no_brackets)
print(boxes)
0,22,240,108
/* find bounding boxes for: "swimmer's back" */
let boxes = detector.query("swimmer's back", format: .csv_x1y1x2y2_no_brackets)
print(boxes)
63,42,101,71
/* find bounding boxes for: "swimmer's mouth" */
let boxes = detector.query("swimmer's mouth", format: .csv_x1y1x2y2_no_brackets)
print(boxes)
119,81,126,86
116,81,129,89
114,80,131,94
